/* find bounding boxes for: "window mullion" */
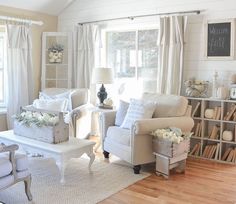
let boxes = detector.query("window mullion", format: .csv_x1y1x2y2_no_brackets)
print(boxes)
135,30,138,80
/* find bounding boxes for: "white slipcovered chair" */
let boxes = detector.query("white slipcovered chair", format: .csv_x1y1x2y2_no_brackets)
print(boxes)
101,93,194,174
26,88,93,139
0,144,32,201
40,88,93,139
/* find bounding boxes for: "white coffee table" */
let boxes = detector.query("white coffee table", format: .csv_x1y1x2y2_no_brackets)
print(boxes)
0,130,96,184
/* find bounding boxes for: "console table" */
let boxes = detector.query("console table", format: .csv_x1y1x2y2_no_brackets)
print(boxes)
0,130,96,184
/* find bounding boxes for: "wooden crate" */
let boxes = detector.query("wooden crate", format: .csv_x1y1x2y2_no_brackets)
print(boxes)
153,138,190,178
14,112,69,144
152,138,190,157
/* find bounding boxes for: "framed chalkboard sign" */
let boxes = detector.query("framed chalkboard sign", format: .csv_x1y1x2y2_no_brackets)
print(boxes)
205,19,235,59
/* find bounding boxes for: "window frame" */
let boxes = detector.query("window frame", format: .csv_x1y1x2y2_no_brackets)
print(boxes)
0,26,7,108
103,26,159,94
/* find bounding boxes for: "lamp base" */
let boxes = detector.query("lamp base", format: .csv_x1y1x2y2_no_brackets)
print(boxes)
98,104,113,109
97,84,107,104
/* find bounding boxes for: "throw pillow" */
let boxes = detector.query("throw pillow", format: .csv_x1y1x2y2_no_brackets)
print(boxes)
121,99,157,129
39,91,72,111
33,98,69,112
115,100,129,126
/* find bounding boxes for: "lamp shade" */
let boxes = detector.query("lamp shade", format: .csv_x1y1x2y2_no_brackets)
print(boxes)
92,68,114,84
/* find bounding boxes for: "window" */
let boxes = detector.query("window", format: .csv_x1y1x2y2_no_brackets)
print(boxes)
0,27,7,107
106,28,158,99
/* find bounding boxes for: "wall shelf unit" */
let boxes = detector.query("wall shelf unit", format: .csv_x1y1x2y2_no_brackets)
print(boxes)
41,32,72,89
188,97,236,164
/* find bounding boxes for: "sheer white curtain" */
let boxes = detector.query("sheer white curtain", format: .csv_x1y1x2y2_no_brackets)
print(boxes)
6,24,34,128
157,16,188,95
73,24,100,89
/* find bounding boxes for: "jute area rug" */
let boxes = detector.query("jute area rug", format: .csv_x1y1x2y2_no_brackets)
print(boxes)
0,157,150,204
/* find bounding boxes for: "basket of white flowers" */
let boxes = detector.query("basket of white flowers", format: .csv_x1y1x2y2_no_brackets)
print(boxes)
48,44,64,63
151,127,192,158
13,108,69,144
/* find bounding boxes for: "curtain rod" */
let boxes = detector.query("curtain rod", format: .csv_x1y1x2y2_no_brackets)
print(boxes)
0,15,44,26
78,10,201,25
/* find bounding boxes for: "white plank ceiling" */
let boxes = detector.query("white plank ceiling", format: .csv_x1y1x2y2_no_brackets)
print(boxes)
0,0,75,15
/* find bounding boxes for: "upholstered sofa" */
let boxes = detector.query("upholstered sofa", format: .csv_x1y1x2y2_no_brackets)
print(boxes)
0,144,32,201
100,93,194,174
24,88,93,139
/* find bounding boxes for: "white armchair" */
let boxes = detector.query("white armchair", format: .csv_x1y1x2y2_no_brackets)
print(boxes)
36,88,93,139
100,93,194,174
0,144,32,201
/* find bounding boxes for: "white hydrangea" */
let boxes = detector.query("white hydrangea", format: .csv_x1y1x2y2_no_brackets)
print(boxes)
14,111,59,127
151,127,192,144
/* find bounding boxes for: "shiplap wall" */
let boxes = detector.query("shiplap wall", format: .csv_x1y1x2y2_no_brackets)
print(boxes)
58,0,236,95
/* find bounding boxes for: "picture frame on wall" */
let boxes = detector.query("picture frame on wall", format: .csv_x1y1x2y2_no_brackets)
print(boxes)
205,19,235,60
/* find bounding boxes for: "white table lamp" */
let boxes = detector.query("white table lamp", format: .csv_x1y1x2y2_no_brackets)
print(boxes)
92,68,114,105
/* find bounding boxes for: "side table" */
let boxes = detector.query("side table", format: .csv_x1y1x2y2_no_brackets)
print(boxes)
91,107,115,152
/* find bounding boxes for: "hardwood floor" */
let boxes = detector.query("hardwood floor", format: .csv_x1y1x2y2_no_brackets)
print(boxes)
99,158,236,204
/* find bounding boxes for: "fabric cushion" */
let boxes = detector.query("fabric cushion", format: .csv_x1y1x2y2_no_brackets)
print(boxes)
15,154,28,171
39,91,72,111
142,93,188,118
106,126,131,146
0,157,12,178
121,99,157,129
33,98,68,112
0,175,14,189
70,89,89,109
40,88,68,96
40,88,89,110
115,100,129,126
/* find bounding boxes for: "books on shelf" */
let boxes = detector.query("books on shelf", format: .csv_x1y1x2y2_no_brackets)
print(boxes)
215,143,220,160
202,144,218,159
233,112,236,121
189,143,201,156
224,104,236,121
188,97,236,164
222,148,236,162
209,125,220,139
192,102,200,117
235,125,236,142
232,149,236,162
212,107,217,120
222,147,233,161
194,122,202,137
215,107,221,120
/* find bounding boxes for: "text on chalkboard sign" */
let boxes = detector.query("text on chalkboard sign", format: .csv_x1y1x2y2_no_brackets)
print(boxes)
206,19,234,59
